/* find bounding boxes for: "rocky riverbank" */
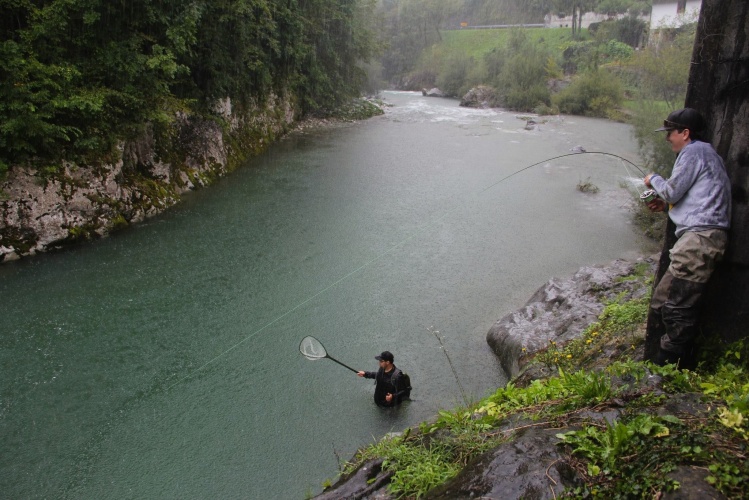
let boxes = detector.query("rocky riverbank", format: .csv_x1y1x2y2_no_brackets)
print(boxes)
313,256,746,499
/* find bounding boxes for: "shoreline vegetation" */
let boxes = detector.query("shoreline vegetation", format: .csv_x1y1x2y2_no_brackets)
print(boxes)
314,258,749,499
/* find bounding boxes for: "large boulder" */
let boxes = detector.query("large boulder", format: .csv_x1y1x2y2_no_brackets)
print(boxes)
422,87,445,97
486,258,655,379
459,86,499,108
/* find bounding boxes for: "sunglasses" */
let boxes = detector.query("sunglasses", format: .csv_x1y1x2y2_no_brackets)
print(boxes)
663,120,686,131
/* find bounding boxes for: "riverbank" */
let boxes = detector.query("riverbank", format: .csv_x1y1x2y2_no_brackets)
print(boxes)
0,98,383,263
314,257,748,499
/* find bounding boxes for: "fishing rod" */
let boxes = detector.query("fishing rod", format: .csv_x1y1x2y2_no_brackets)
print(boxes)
478,150,647,197
427,326,469,407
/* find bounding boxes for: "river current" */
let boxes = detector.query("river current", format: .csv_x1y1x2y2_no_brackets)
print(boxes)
0,92,652,498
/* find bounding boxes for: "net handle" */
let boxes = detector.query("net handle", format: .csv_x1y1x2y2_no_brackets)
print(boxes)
325,355,358,374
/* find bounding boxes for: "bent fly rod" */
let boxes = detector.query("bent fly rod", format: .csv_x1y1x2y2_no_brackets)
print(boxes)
480,150,647,196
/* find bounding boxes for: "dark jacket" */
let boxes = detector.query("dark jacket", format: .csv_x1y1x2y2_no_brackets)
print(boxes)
363,366,407,407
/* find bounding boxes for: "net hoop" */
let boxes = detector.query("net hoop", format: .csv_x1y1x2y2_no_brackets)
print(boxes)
299,336,327,361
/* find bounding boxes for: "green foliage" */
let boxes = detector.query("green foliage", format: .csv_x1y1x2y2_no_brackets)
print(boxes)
559,369,613,404
435,54,474,97
557,414,682,497
347,414,503,498
385,442,462,496
537,289,649,372
552,69,623,118
0,0,380,176
560,350,749,498
561,38,633,75
485,30,552,111
623,22,695,180
590,16,648,47
557,414,671,468
477,378,570,418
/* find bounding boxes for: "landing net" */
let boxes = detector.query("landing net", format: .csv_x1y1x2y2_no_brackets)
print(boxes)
299,336,327,360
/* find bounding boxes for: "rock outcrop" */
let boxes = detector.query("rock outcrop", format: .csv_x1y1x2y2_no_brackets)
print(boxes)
486,258,655,379
0,95,296,261
422,88,445,97
459,86,499,108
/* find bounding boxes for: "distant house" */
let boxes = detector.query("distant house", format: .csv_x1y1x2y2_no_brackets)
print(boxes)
650,0,702,27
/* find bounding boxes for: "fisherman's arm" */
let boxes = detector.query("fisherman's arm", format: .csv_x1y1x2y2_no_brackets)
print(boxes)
645,148,702,205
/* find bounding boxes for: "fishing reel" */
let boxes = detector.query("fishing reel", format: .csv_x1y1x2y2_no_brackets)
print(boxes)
640,189,659,203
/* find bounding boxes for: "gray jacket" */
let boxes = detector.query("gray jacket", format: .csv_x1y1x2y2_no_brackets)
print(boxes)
649,140,731,237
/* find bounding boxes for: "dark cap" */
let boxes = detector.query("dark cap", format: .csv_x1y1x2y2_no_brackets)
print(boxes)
655,107,706,133
375,351,394,362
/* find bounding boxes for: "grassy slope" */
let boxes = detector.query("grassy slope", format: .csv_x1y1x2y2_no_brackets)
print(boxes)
438,27,582,58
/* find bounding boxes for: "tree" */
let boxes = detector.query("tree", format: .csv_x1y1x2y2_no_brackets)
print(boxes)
644,0,749,359
0,0,381,175
553,0,601,36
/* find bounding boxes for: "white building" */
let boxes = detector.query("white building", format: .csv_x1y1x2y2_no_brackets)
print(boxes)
650,0,702,28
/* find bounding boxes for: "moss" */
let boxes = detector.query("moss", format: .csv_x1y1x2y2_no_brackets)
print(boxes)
109,214,128,231
328,98,384,121
66,223,99,241
0,226,38,254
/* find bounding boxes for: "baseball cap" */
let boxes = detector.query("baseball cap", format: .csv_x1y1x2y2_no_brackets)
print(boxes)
655,107,706,133
375,351,394,362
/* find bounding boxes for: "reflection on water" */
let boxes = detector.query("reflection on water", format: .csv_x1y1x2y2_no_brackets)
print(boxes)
0,91,651,499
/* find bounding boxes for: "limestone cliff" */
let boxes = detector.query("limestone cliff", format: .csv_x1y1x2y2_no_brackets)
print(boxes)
0,94,296,262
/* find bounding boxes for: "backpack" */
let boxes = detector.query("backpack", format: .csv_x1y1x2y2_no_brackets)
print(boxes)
393,368,412,400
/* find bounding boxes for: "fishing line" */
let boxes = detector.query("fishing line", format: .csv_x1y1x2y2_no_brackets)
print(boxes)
163,149,645,392
476,151,645,197
427,326,469,406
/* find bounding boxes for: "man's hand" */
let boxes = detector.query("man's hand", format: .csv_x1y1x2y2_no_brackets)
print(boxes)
647,198,667,212
644,174,655,188
357,371,365,377
385,393,393,403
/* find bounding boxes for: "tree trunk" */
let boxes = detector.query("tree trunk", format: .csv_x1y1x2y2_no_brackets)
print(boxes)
644,0,749,358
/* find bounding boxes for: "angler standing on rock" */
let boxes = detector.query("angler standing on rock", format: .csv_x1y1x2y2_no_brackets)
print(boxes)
643,108,731,368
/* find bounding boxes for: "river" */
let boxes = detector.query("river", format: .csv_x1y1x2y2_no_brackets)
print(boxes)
0,91,652,498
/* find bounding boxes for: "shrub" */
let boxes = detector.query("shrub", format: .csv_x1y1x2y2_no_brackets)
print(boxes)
493,33,551,111
436,55,474,97
504,84,550,112
552,70,623,118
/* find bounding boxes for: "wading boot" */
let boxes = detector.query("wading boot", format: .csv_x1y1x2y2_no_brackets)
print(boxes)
660,277,706,369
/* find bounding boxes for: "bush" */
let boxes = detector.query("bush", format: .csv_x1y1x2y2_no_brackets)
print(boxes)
591,17,648,48
504,84,550,112
491,31,551,111
553,70,623,118
436,55,474,97
630,100,676,176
